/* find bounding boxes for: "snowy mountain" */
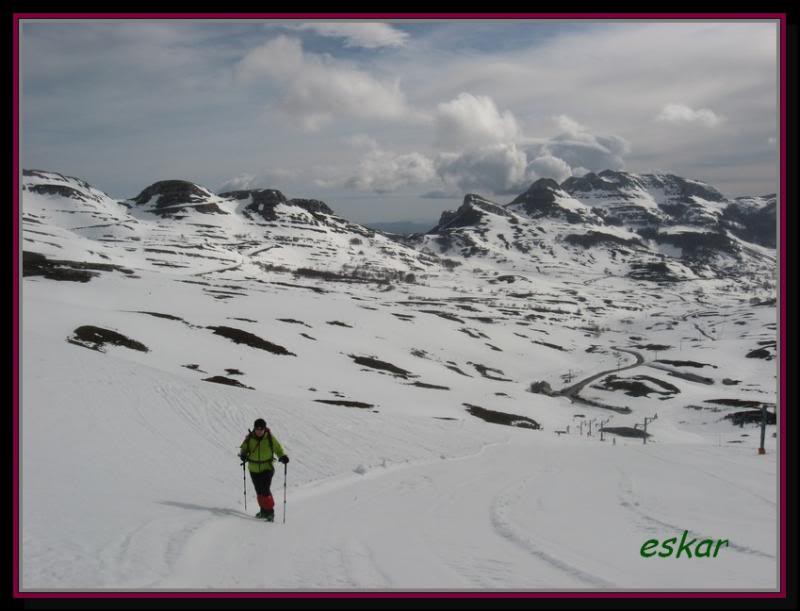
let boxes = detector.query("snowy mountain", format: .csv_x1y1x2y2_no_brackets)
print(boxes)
22,169,441,282
19,168,779,592
407,170,775,285
722,194,777,248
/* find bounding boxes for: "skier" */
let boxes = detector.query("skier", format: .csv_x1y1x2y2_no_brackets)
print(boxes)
239,418,289,521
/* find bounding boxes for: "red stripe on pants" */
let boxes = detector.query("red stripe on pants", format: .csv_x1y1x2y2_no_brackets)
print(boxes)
257,494,275,510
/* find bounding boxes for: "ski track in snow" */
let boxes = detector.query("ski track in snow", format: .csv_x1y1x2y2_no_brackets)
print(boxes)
155,437,518,589
615,466,775,561
152,437,659,590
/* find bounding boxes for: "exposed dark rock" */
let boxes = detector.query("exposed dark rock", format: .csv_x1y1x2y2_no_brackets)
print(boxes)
469,363,513,382
655,359,717,369
132,180,213,208
277,318,312,328
67,325,149,353
23,169,101,195
23,251,135,282
661,369,715,385
533,340,568,352
600,426,650,439
444,364,472,377
134,311,186,322
409,381,451,390
27,184,93,201
746,347,774,360
429,194,511,232
349,355,414,377
562,170,730,230
529,381,555,395
463,403,540,429
202,376,254,389
722,196,776,248
287,198,334,215
723,410,776,426
562,171,639,193
564,231,643,249
314,399,374,409
593,374,680,397
654,230,739,259
507,178,590,224
419,310,465,323
627,261,683,282
632,344,672,351
206,325,296,356
704,398,775,408
220,188,287,221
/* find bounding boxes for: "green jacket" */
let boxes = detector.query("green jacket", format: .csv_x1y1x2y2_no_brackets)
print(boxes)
239,429,286,473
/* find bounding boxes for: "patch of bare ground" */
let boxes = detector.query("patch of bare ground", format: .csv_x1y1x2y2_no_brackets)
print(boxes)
349,355,415,378
202,376,254,390
463,403,540,430
469,363,513,382
67,325,149,353
206,326,296,356
314,399,375,409
600,426,650,439
408,382,450,390
24,251,135,282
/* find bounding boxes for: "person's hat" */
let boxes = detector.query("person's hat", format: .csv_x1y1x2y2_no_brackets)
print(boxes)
253,418,267,429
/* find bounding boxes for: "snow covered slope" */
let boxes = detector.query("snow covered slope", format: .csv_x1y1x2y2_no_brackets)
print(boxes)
19,168,780,592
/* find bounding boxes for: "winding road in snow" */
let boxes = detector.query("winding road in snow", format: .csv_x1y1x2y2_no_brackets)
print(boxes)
557,347,645,398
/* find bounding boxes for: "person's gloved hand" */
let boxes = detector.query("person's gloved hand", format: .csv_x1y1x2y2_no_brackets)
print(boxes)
239,453,247,465
279,455,289,464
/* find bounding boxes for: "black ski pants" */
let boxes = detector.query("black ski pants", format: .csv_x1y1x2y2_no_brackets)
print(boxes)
249,468,275,497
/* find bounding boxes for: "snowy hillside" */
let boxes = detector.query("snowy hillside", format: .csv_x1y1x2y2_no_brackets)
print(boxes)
19,169,779,592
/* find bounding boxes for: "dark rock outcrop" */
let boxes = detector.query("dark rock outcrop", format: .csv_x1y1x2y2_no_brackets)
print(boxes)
133,180,213,208
722,196,776,248
287,198,334,215
507,178,592,224
219,189,287,221
564,231,643,249
654,230,739,259
430,194,512,233
67,325,149,353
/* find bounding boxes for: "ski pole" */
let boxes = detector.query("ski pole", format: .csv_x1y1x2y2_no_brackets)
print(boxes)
283,462,287,524
242,461,247,512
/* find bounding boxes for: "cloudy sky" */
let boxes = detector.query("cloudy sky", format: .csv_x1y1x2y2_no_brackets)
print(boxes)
20,18,779,223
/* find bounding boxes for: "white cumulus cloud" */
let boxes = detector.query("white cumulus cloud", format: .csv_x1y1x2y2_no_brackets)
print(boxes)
536,115,630,173
525,154,573,184
435,93,521,149
345,149,437,193
235,36,412,130
655,103,724,127
436,143,528,195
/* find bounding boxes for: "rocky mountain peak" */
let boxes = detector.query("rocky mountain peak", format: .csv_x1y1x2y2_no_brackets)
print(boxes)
132,180,214,208
286,198,334,216
507,178,594,224
429,194,511,233
22,169,110,204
